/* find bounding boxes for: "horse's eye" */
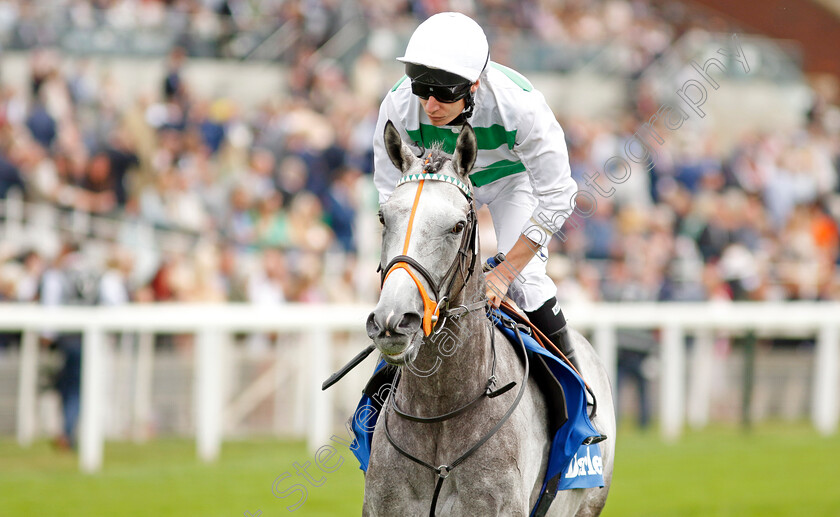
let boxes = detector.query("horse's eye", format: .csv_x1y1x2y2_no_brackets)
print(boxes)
451,221,466,234
378,211,385,225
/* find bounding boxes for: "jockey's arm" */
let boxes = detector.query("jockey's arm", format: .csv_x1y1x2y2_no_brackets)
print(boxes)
485,85,577,307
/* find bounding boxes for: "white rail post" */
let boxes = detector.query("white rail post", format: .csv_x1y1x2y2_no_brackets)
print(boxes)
16,330,39,446
660,325,685,441
687,329,714,429
307,329,331,454
196,329,224,462
594,324,618,398
132,332,154,442
293,333,307,436
114,333,134,436
79,325,106,473
813,324,839,435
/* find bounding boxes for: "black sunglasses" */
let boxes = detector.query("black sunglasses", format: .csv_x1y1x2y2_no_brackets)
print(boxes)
410,81,472,103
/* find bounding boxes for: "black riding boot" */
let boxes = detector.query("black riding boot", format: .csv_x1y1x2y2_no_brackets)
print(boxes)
525,297,581,374
527,298,601,423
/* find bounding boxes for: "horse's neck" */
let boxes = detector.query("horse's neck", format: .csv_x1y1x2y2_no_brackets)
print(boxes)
397,270,491,413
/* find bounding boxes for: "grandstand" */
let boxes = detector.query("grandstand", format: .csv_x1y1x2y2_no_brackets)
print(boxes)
0,0,837,495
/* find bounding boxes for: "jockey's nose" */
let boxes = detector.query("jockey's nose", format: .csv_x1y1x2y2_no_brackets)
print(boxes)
366,309,423,339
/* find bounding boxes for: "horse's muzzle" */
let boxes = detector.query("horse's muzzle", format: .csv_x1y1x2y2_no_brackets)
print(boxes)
366,308,422,356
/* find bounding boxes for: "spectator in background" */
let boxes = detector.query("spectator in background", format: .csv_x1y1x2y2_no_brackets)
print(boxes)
99,248,133,306
79,151,117,214
583,198,617,260
15,249,45,303
0,147,25,198
25,97,57,150
242,147,277,199
287,192,332,254
217,244,247,302
245,248,289,352
603,256,656,429
253,192,291,249
223,185,256,248
0,259,23,353
40,242,99,450
190,99,227,155
323,165,361,254
163,46,188,105
104,128,140,208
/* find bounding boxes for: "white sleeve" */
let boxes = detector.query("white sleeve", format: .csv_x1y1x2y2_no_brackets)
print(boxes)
512,90,578,246
372,94,408,206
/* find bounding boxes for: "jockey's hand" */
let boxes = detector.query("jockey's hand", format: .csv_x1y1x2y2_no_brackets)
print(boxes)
484,234,541,308
485,267,512,308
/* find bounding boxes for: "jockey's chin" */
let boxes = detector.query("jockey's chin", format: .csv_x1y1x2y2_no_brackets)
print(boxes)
376,332,422,365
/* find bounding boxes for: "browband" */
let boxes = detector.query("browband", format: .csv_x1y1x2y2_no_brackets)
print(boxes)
397,173,472,199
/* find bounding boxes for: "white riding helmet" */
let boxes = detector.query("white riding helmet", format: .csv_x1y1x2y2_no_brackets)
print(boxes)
397,12,490,83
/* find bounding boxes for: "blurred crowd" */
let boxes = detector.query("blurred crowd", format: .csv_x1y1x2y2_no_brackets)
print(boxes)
0,0,837,321
0,0,723,74
0,42,376,310
552,105,840,305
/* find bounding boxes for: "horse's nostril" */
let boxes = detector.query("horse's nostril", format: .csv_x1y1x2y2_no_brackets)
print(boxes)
368,309,421,338
397,312,422,333
366,313,381,338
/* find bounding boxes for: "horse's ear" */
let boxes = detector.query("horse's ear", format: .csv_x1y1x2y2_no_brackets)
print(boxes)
452,123,477,178
384,120,417,174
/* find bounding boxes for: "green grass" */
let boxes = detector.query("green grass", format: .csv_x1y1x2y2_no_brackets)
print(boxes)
1,423,838,516
605,423,840,517
0,437,364,517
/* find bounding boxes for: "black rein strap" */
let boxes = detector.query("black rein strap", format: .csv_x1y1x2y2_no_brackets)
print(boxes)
391,324,516,423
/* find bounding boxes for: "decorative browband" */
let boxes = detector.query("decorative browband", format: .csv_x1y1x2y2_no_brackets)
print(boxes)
397,173,473,199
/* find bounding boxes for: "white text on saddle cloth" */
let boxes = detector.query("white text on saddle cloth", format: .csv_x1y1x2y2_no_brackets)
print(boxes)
564,444,603,479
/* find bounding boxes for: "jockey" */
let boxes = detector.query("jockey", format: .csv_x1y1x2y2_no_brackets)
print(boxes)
372,12,582,370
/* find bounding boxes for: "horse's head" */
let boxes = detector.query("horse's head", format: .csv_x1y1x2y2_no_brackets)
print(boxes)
366,120,478,364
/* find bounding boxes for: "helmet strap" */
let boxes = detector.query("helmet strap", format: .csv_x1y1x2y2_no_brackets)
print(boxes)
463,91,476,119
444,90,475,127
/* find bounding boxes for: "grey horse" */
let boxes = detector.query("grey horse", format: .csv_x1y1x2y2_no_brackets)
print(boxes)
364,120,615,517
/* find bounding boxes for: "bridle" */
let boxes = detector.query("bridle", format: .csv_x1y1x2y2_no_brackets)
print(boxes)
376,167,531,517
320,167,483,391
377,169,482,336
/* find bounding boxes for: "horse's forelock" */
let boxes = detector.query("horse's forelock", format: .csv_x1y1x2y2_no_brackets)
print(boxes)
421,143,449,174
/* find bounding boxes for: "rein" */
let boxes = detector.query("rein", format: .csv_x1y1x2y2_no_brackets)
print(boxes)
383,318,531,517
391,319,517,424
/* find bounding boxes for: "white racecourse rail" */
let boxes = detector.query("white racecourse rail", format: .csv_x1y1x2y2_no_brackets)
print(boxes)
3,301,838,473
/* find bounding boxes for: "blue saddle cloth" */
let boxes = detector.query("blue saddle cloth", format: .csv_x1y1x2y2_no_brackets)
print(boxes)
349,309,605,512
